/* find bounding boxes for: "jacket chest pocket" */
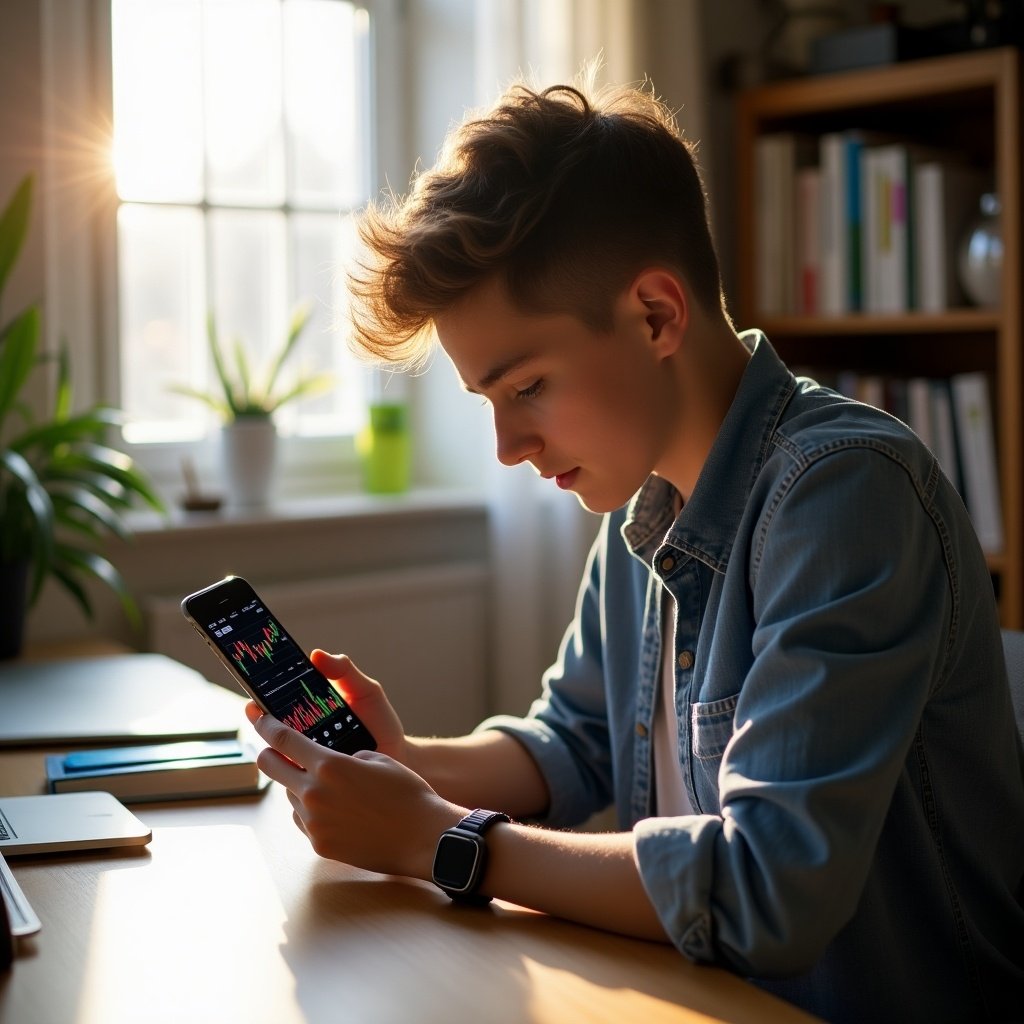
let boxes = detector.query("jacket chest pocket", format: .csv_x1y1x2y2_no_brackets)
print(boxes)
691,694,739,759
689,694,738,813
691,694,738,762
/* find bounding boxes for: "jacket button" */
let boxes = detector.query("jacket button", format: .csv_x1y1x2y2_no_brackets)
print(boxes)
677,650,694,670
660,556,675,572
636,722,648,738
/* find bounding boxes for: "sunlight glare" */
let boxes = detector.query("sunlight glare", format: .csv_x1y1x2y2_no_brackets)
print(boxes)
111,0,204,202
204,0,285,205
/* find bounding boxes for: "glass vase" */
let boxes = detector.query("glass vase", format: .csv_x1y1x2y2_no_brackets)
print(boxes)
957,192,1003,308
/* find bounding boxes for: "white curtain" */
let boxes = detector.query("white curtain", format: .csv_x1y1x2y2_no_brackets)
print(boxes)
472,1,646,716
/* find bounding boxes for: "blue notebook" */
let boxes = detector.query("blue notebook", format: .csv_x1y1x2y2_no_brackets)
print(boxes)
45,739,267,803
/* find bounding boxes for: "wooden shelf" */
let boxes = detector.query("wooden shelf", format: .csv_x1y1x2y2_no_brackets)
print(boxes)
736,48,1023,626
738,47,1011,121
758,310,1001,336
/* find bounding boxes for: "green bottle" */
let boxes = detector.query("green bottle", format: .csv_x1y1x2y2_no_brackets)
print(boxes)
357,402,411,494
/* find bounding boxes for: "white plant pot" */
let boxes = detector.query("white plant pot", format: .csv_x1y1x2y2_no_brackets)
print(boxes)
221,418,278,508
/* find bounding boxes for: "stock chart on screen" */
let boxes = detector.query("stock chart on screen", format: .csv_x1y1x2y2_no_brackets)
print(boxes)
208,598,362,748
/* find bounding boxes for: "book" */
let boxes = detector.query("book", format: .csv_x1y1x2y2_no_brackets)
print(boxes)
907,377,934,449
951,372,1003,554
796,166,821,314
45,738,266,803
755,134,792,314
756,132,816,314
857,374,886,412
862,143,911,313
819,131,863,314
914,160,988,311
884,377,909,425
930,379,962,494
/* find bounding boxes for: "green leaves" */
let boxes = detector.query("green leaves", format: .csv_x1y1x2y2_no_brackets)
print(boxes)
0,173,165,624
0,308,40,420
0,176,31,301
173,302,330,420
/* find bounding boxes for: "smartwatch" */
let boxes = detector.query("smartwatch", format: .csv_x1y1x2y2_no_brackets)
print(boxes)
431,808,510,905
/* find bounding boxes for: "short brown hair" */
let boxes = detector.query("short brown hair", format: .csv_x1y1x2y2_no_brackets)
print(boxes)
348,79,724,368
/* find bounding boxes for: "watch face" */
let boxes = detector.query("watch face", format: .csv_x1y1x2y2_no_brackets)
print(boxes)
432,833,482,893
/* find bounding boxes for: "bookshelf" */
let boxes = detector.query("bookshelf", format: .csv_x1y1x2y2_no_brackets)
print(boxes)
736,47,1023,626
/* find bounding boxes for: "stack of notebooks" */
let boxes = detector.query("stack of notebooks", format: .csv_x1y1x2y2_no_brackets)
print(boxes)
0,653,268,803
45,738,267,803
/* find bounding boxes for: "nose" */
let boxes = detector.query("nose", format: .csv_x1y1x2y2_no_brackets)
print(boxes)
492,404,542,468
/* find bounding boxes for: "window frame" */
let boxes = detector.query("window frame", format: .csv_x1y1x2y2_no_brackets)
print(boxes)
40,0,409,500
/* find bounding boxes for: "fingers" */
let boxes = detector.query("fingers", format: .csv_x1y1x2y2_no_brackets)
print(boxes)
310,650,379,701
246,701,323,773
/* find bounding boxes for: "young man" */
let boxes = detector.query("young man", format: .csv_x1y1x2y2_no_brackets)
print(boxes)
247,81,1024,1021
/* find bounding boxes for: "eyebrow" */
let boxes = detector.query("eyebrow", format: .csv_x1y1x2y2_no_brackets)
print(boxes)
463,353,536,394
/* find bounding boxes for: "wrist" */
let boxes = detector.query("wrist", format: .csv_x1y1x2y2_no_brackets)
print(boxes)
430,808,511,904
412,799,467,881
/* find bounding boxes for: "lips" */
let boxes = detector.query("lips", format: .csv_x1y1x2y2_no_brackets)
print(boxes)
554,468,579,490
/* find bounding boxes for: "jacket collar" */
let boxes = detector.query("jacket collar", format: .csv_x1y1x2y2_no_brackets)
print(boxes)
622,331,796,572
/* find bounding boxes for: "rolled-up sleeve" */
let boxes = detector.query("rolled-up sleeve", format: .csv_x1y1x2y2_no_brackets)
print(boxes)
476,519,618,828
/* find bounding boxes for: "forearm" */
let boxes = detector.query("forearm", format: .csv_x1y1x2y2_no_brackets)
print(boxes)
484,822,671,942
402,808,670,943
403,732,666,942
405,729,549,819
249,703,668,944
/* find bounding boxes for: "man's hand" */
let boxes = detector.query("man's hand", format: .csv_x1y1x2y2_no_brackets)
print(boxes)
308,649,410,761
246,699,465,880
245,654,666,943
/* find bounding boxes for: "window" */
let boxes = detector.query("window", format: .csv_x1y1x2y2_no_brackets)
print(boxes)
110,0,374,448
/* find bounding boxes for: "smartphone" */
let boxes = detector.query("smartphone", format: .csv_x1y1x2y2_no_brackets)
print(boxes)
181,575,376,755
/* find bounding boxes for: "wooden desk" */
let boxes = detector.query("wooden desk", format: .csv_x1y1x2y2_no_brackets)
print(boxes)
1,754,818,1024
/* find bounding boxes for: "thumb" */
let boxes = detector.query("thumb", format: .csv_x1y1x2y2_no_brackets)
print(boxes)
309,649,405,752
310,650,378,701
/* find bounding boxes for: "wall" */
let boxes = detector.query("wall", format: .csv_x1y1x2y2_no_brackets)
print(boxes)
403,0,494,493
24,493,493,735
0,0,47,416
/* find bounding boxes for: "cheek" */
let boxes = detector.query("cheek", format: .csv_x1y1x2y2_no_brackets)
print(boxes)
576,363,661,445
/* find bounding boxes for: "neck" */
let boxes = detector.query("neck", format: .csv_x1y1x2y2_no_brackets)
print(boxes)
655,317,750,500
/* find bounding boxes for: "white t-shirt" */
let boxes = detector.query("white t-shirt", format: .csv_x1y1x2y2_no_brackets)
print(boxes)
652,586,694,817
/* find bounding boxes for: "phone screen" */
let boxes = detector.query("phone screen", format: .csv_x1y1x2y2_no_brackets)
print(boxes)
183,577,375,754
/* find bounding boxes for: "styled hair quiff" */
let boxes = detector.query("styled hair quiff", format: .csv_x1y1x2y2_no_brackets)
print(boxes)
348,77,724,368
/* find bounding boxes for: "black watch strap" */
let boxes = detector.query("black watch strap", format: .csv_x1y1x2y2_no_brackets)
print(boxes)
458,808,510,837
433,808,510,905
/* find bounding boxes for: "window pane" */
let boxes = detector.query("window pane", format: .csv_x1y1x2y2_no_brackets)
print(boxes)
209,208,289,404
112,0,204,202
204,0,285,205
284,1,368,209
118,205,206,442
288,211,365,435
113,0,375,446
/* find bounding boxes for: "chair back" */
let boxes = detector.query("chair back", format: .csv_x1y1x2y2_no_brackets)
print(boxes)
1000,629,1024,745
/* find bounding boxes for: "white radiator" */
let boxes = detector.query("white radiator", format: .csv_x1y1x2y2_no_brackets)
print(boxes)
148,563,490,737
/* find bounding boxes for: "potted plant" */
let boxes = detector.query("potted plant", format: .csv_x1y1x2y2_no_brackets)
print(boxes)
172,307,331,507
0,175,165,658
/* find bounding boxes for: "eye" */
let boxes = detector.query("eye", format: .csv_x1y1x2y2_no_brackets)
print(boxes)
515,379,545,400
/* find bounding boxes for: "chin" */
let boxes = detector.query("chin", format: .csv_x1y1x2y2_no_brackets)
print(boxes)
574,490,631,516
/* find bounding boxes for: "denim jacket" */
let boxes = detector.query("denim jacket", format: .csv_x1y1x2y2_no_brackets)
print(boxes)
481,333,1024,1023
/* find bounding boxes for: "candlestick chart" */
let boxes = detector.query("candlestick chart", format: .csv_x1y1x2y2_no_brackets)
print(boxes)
230,618,284,676
209,600,366,749
280,681,346,731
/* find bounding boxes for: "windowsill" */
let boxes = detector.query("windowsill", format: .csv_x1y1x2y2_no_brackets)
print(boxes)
124,485,489,538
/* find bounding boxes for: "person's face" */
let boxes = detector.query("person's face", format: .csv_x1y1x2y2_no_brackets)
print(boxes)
435,277,678,514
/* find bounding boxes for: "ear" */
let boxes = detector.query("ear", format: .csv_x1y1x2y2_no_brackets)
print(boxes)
631,269,689,355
